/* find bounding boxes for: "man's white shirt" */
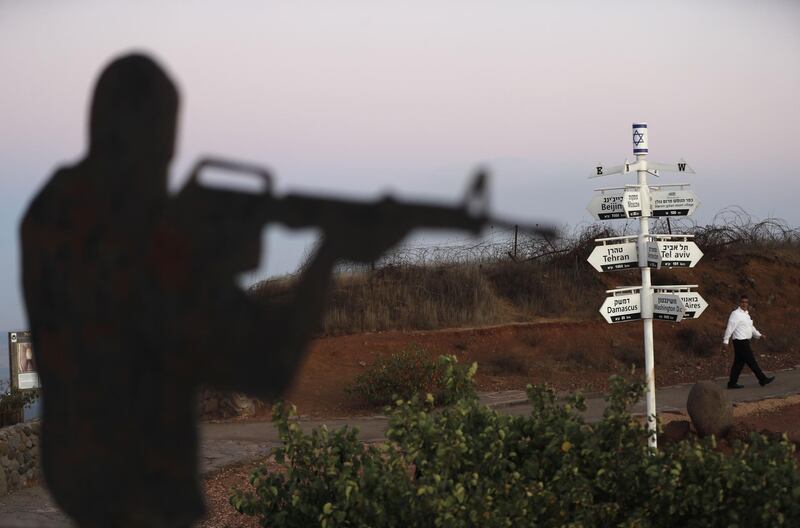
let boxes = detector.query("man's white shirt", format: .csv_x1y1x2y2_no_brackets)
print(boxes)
722,307,762,345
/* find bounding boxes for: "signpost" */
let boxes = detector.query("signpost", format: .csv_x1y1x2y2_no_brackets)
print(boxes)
653,285,708,319
652,293,685,322
588,236,662,272
644,240,662,269
650,185,700,217
654,236,704,268
588,237,638,272
622,187,644,218
586,188,626,220
7,331,40,391
588,185,699,220
599,288,642,324
587,123,703,449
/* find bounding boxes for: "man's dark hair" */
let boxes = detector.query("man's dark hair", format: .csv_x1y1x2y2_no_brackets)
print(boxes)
740,294,749,302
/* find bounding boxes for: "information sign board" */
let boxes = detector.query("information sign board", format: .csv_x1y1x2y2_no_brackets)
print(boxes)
599,291,641,324
622,188,644,217
656,239,703,268
588,241,638,272
586,189,626,220
652,294,685,322
650,188,699,217
7,331,40,390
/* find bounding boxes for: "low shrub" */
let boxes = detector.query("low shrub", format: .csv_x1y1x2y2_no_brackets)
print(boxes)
612,343,645,368
0,382,39,426
347,348,477,407
346,345,436,406
434,354,477,405
232,369,800,527
676,327,717,357
484,352,529,376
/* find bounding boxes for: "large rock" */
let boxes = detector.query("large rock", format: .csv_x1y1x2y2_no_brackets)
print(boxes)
686,381,733,437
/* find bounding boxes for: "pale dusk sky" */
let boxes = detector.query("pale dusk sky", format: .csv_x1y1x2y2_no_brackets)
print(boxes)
1,0,798,333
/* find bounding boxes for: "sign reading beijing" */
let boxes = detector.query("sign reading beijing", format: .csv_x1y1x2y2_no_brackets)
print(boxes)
586,189,626,220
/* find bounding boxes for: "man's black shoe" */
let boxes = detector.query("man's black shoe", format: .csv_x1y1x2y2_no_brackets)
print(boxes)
759,376,775,387
727,383,744,389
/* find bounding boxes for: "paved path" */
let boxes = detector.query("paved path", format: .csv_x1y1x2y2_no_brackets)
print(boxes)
3,368,798,527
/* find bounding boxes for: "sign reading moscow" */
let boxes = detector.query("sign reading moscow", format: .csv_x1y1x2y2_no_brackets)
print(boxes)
657,239,703,268
622,189,643,217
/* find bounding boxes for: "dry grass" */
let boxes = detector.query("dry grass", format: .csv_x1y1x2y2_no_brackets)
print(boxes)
249,212,799,337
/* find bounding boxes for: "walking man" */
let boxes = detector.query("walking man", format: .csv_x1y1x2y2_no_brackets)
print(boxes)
722,295,775,389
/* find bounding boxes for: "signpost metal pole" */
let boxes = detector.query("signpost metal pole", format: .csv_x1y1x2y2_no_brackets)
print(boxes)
590,123,699,451
633,123,658,449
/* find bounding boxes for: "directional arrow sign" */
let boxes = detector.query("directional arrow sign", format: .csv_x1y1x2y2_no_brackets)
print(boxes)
622,188,645,217
656,238,704,268
588,240,638,272
599,290,641,323
650,188,699,217
590,160,644,178
644,240,662,269
586,189,626,220
675,291,708,319
653,293,685,322
589,237,661,272
648,159,695,175
653,286,709,320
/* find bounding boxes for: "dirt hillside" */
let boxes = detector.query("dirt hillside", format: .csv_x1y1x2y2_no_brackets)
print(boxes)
276,245,800,417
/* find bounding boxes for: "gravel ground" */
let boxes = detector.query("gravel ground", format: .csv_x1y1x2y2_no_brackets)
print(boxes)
196,459,278,528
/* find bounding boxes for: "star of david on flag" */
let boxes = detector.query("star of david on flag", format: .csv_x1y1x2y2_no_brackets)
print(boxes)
633,130,645,146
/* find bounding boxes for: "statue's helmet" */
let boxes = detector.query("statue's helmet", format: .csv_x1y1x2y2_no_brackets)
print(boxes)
89,53,179,164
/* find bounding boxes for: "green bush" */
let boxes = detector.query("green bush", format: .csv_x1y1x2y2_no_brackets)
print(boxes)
346,345,437,406
434,354,477,405
232,366,800,527
0,381,40,426
346,348,477,407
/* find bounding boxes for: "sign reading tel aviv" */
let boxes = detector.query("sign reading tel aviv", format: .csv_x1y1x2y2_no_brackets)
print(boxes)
656,238,703,268
588,236,703,270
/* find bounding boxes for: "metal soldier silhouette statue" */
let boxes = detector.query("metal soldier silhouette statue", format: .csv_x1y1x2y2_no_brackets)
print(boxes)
21,53,552,527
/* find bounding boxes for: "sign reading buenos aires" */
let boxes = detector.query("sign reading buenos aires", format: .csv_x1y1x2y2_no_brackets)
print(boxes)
653,285,708,319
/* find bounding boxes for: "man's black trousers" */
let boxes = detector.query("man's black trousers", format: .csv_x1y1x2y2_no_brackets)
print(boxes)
729,339,767,384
